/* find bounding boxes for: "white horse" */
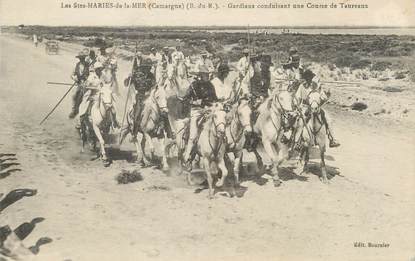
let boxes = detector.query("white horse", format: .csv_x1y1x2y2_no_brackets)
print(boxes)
80,76,116,166
299,90,329,183
225,98,252,185
194,104,228,198
254,89,297,186
120,86,169,169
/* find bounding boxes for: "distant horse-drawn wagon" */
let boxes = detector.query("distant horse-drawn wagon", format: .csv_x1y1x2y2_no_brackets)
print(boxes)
45,40,59,55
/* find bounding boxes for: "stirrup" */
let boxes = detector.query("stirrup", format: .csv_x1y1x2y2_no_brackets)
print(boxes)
329,140,340,148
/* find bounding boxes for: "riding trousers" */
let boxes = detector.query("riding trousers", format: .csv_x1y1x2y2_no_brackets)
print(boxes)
183,107,204,162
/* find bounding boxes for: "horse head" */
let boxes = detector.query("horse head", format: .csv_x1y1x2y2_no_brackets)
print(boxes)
210,103,227,136
307,90,323,114
100,84,113,109
235,99,252,133
153,86,168,113
273,90,297,128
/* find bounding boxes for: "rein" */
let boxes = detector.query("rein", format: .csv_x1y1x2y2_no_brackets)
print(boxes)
207,113,226,160
228,103,250,149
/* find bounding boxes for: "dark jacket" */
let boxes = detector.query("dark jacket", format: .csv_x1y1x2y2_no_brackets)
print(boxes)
73,61,89,84
186,80,218,108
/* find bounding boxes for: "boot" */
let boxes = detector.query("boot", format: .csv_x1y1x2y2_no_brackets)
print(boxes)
329,138,340,148
69,87,82,119
111,113,120,129
68,110,78,119
321,110,340,148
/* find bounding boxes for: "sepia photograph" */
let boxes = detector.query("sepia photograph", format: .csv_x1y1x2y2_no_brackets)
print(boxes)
0,0,414,260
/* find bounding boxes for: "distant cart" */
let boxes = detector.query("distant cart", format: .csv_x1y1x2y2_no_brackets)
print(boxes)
45,40,59,55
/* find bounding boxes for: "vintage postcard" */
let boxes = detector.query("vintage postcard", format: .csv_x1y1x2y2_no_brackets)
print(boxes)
0,0,414,260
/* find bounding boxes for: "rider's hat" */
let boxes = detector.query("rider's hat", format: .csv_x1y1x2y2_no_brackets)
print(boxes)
289,47,298,55
217,63,230,73
195,64,209,75
242,48,250,54
302,69,316,81
93,62,104,70
201,51,209,57
99,46,107,51
76,49,88,58
150,47,156,51
139,58,153,67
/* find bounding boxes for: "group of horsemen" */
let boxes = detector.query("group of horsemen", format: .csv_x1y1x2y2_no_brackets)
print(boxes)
69,44,340,168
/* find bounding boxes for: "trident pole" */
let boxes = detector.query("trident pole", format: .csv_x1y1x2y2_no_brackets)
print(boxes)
119,41,138,142
39,82,76,125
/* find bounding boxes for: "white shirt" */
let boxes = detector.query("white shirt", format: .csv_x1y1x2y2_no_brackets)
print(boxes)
211,77,233,101
171,50,185,62
196,58,215,73
237,56,252,75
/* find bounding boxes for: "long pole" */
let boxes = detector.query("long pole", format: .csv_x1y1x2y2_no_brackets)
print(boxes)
119,42,138,142
47,81,73,86
39,82,76,125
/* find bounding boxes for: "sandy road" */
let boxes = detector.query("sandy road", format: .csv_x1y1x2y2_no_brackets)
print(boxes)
0,35,414,261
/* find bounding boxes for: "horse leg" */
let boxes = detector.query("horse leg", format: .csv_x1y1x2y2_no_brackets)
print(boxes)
300,146,310,175
276,143,290,175
161,132,170,171
319,145,329,184
216,156,228,188
233,151,242,186
203,157,215,199
263,140,281,186
132,132,144,166
142,133,153,166
92,123,108,163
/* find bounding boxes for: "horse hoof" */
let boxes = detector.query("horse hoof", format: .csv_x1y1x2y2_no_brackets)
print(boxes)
273,179,282,187
215,180,224,187
320,177,329,184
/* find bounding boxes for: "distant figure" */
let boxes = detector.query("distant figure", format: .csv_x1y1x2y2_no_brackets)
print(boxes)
195,51,215,78
282,47,303,92
33,34,38,47
171,44,185,64
155,47,170,86
148,47,162,78
86,50,96,67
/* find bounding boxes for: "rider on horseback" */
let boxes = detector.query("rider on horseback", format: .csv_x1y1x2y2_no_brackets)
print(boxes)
294,69,340,148
124,57,156,140
77,62,104,127
282,47,304,93
183,64,219,170
77,62,120,129
69,49,90,119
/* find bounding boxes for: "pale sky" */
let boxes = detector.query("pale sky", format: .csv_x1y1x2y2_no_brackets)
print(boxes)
0,0,414,27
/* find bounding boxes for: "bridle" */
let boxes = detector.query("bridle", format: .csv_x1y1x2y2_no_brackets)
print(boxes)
228,101,251,147
207,110,226,160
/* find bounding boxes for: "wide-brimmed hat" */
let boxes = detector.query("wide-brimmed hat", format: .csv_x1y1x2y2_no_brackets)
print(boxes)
76,50,88,58
302,69,316,81
139,58,153,67
242,48,250,54
217,64,230,73
201,51,209,56
99,46,107,51
195,64,209,74
289,47,298,54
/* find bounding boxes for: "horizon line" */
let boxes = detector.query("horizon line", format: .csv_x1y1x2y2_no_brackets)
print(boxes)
2,24,415,29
